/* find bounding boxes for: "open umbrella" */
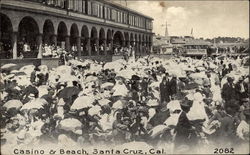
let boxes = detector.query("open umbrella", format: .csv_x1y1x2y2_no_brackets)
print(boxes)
19,65,35,76
1,63,17,70
21,98,47,110
98,98,111,106
57,86,80,99
71,95,94,110
58,118,82,132
3,100,23,110
88,105,101,116
149,124,170,138
101,82,114,89
112,100,124,109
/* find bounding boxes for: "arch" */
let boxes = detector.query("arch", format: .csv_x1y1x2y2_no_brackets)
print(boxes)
81,25,89,56
90,27,98,55
113,31,124,48
99,28,105,55
70,23,79,55
57,21,68,49
43,19,55,45
0,13,13,59
18,16,39,58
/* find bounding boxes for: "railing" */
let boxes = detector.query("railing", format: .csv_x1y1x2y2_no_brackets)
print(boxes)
15,0,153,31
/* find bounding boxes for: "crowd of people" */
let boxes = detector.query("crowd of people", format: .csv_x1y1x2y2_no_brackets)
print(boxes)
0,54,249,154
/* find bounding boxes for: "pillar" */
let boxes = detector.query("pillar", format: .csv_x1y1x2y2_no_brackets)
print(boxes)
12,32,18,59
127,38,130,47
110,39,114,55
103,38,107,55
76,36,81,57
52,34,57,46
65,35,70,52
95,37,99,55
36,33,43,58
86,37,91,56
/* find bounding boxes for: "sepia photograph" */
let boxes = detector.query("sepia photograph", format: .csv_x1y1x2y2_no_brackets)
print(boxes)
0,0,249,154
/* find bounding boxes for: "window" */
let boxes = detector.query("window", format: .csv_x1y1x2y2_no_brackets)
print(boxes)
82,0,86,13
74,0,78,11
91,2,98,16
123,13,127,24
78,0,83,12
121,12,124,23
111,9,117,21
104,7,107,19
117,11,120,22
69,0,74,10
88,1,91,15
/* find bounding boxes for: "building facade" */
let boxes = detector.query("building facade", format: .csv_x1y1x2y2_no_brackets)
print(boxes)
0,0,153,59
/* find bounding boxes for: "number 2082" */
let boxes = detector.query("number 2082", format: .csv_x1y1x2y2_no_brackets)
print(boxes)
214,148,234,154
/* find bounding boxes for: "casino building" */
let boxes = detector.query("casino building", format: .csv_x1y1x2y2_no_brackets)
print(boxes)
0,0,153,61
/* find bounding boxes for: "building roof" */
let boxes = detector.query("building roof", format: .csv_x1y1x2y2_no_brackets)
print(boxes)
171,38,186,44
153,35,172,47
184,40,212,46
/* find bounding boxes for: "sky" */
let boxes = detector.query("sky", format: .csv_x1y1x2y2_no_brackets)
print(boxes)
115,0,249,39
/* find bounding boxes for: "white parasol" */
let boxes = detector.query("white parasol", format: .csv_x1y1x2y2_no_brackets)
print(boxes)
71,95,94,110
21,98,47,110
58,118,82,132
101,82,114,89
149,124,169,138
3,100,23,110
98,98,111,106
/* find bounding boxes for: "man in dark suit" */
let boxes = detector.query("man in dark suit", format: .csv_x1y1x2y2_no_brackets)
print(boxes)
222,77,236,103
160,75,171,103
174,99,197,152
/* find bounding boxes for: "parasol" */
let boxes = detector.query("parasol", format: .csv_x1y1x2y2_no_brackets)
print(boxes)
71,95,94,110
19,65,35,76
1,63,18,70
112,100,124,109
149,124,169,138
21,98,47,110
88,105,101,116
98,98,111,106
101,82,114,89
58,118,82,132
3,100,23,110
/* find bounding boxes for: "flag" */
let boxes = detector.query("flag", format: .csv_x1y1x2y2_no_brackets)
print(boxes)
191,28,193,36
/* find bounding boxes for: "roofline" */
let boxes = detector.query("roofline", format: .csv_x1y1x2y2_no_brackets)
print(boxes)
102,0,154,20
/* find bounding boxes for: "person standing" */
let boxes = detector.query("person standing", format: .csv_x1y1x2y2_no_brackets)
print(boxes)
174,99,197,153
170,75,178,99
160,76,171,103
222,77,236,103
